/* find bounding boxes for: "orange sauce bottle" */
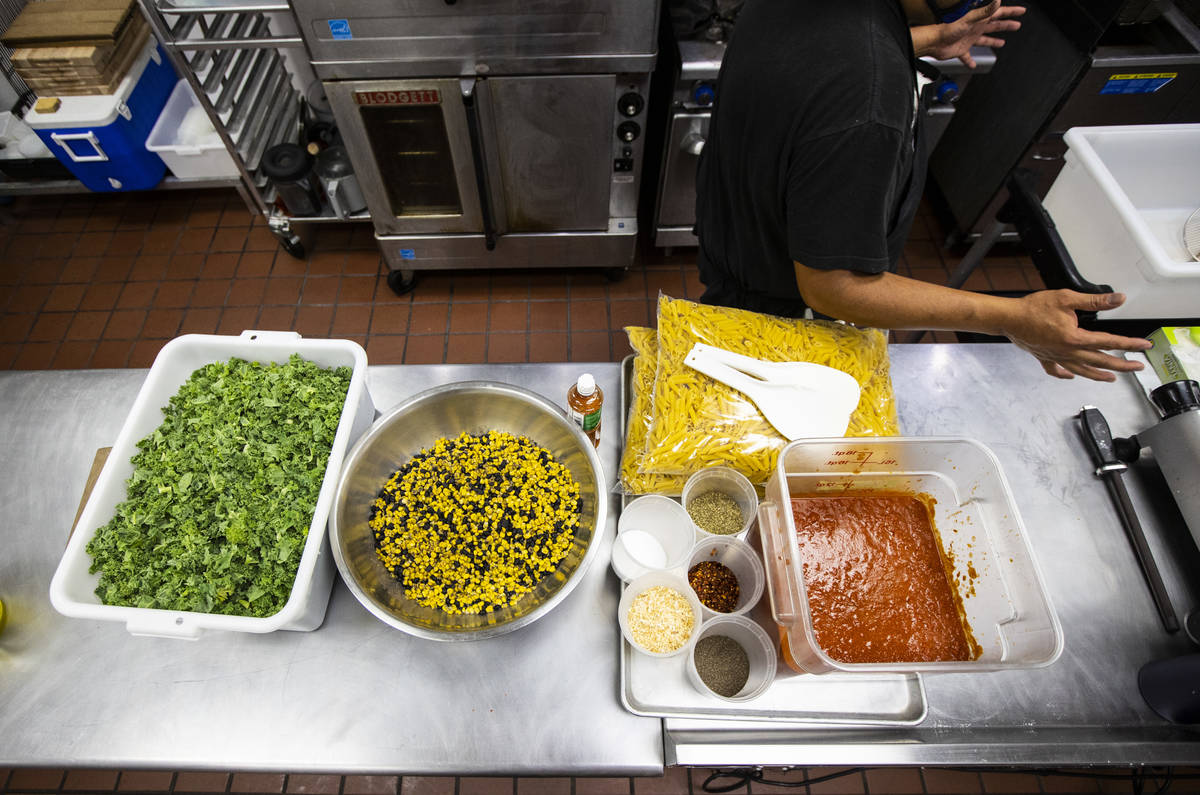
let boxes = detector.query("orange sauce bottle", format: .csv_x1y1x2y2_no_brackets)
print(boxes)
567,373,603,447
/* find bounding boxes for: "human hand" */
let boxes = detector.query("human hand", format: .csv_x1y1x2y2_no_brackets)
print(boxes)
1001,290,1152,382
926,1,1026,68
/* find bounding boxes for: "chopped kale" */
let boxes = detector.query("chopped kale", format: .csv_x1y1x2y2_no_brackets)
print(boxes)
85,355,352,617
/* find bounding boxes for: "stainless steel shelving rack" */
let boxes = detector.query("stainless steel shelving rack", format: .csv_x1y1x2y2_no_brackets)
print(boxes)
138,0,313,254
0,1,366,258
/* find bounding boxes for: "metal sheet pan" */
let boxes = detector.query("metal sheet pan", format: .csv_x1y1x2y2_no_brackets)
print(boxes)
617,354,927,725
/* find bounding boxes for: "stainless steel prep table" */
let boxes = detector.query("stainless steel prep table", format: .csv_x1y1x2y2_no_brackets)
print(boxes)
0,364,659,776
1,348,1198,773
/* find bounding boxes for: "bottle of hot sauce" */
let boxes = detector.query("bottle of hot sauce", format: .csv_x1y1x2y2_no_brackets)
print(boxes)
567,373,603,447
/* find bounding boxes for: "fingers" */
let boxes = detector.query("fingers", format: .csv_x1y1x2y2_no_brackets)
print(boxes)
962,1,1001,24
1039,359,1074,379
994,4,1028,18
1071,328,1154,353
1060,289,1126,312
1060,359,1118,382
958,52,978,68
1074,348,1145,371
976,36,1007,48
984,18,1023,32
1040,355,1121,382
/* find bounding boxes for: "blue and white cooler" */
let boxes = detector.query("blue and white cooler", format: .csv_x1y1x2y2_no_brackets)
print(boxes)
25,40,176,191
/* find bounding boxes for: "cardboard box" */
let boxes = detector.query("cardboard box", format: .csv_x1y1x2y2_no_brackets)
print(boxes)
1146,326,1200,383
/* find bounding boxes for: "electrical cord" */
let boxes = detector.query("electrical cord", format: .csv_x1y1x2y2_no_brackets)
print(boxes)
698,765,1200,794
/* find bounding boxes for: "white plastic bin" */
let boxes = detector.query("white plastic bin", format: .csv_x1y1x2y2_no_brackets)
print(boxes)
1043,124,1200,320
759,437,1064,675
49,331,374,639
146,80,240,179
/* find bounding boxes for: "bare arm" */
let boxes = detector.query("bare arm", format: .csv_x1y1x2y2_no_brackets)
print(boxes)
793,262,1153,382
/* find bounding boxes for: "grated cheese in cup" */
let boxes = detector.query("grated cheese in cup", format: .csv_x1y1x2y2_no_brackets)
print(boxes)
627,585,695,653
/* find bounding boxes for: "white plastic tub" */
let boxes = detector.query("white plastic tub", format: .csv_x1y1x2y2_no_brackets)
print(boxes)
49,331,374,639
759,437,1063,675
146,80,239,179
1043,124,1200,320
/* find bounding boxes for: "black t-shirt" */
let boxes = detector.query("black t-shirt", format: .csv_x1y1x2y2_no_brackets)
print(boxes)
694,0,922,316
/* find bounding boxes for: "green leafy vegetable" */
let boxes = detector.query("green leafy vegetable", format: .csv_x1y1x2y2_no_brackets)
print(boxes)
86,354,352,617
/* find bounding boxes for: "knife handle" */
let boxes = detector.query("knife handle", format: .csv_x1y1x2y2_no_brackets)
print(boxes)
1078,406,1124,474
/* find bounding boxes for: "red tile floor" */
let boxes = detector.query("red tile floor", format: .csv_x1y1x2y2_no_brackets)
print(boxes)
0,188,1041,371
3,190,1193,793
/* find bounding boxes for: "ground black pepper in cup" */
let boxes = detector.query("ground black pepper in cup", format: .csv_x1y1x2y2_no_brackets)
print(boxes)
693,634,750,697
688,560,740,613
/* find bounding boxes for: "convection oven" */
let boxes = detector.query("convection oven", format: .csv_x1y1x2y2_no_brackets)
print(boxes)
290,0,660,288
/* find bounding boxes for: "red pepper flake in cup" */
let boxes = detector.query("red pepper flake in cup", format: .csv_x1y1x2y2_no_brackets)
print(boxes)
688,560,740,613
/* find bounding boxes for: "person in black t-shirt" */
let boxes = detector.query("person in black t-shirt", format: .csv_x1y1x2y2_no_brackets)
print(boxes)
694,0,1153,382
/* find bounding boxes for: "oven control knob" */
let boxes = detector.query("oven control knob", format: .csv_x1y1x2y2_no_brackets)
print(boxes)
618,92,644,117
681,132,705,156
692,83,715,107
617,121,641,142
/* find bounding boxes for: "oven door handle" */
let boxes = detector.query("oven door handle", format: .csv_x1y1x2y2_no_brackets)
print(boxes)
461,79,497,251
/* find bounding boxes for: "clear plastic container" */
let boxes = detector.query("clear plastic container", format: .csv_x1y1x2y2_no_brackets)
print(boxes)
681,465,758,541
686,535,764,619
760,437,1064,675
611,495,695,581
686,614,777,702
618,571,703,659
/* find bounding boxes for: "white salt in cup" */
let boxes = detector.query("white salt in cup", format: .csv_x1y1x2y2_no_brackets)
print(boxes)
611,495,695,581
686,535,765,620
685,614,777,701
618,571,703,658
681,466,758,541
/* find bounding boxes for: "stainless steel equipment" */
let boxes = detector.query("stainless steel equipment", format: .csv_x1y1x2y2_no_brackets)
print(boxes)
1127,380,1200,550
329,381,608,642
313,145,366,219
653,39,722,250
290,0,660,290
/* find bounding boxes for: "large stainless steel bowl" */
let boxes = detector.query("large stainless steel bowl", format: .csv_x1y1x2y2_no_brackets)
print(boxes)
329,381,608,640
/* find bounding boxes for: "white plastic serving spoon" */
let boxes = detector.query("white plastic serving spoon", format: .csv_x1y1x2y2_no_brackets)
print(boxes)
683,342,861,441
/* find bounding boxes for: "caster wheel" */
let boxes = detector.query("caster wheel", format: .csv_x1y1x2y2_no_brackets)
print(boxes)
278,234,306,260
387,268,417,296
603,267,626,283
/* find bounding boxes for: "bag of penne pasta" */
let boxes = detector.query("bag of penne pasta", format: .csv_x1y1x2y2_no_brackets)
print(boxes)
617,326,689,496
636,294,899,487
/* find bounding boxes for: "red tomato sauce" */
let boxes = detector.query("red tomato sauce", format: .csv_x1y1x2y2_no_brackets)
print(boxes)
790,495,975,664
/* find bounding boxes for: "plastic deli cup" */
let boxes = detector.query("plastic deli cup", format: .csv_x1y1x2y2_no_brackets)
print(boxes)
618,571,703,659
682,466,758,541
686,535,765,619
686,614,777,702
611,494,695,581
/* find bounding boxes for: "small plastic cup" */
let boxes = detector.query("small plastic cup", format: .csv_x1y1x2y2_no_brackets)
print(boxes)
686,614,777,702
618,571,703,658
611,494,695,581
686,535,765,619
682,466,758,541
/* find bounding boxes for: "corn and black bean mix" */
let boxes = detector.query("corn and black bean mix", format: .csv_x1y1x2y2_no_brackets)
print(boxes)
369,431,582,615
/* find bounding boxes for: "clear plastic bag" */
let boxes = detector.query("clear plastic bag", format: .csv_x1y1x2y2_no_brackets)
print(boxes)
616,326,689,496
639,295,899,485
